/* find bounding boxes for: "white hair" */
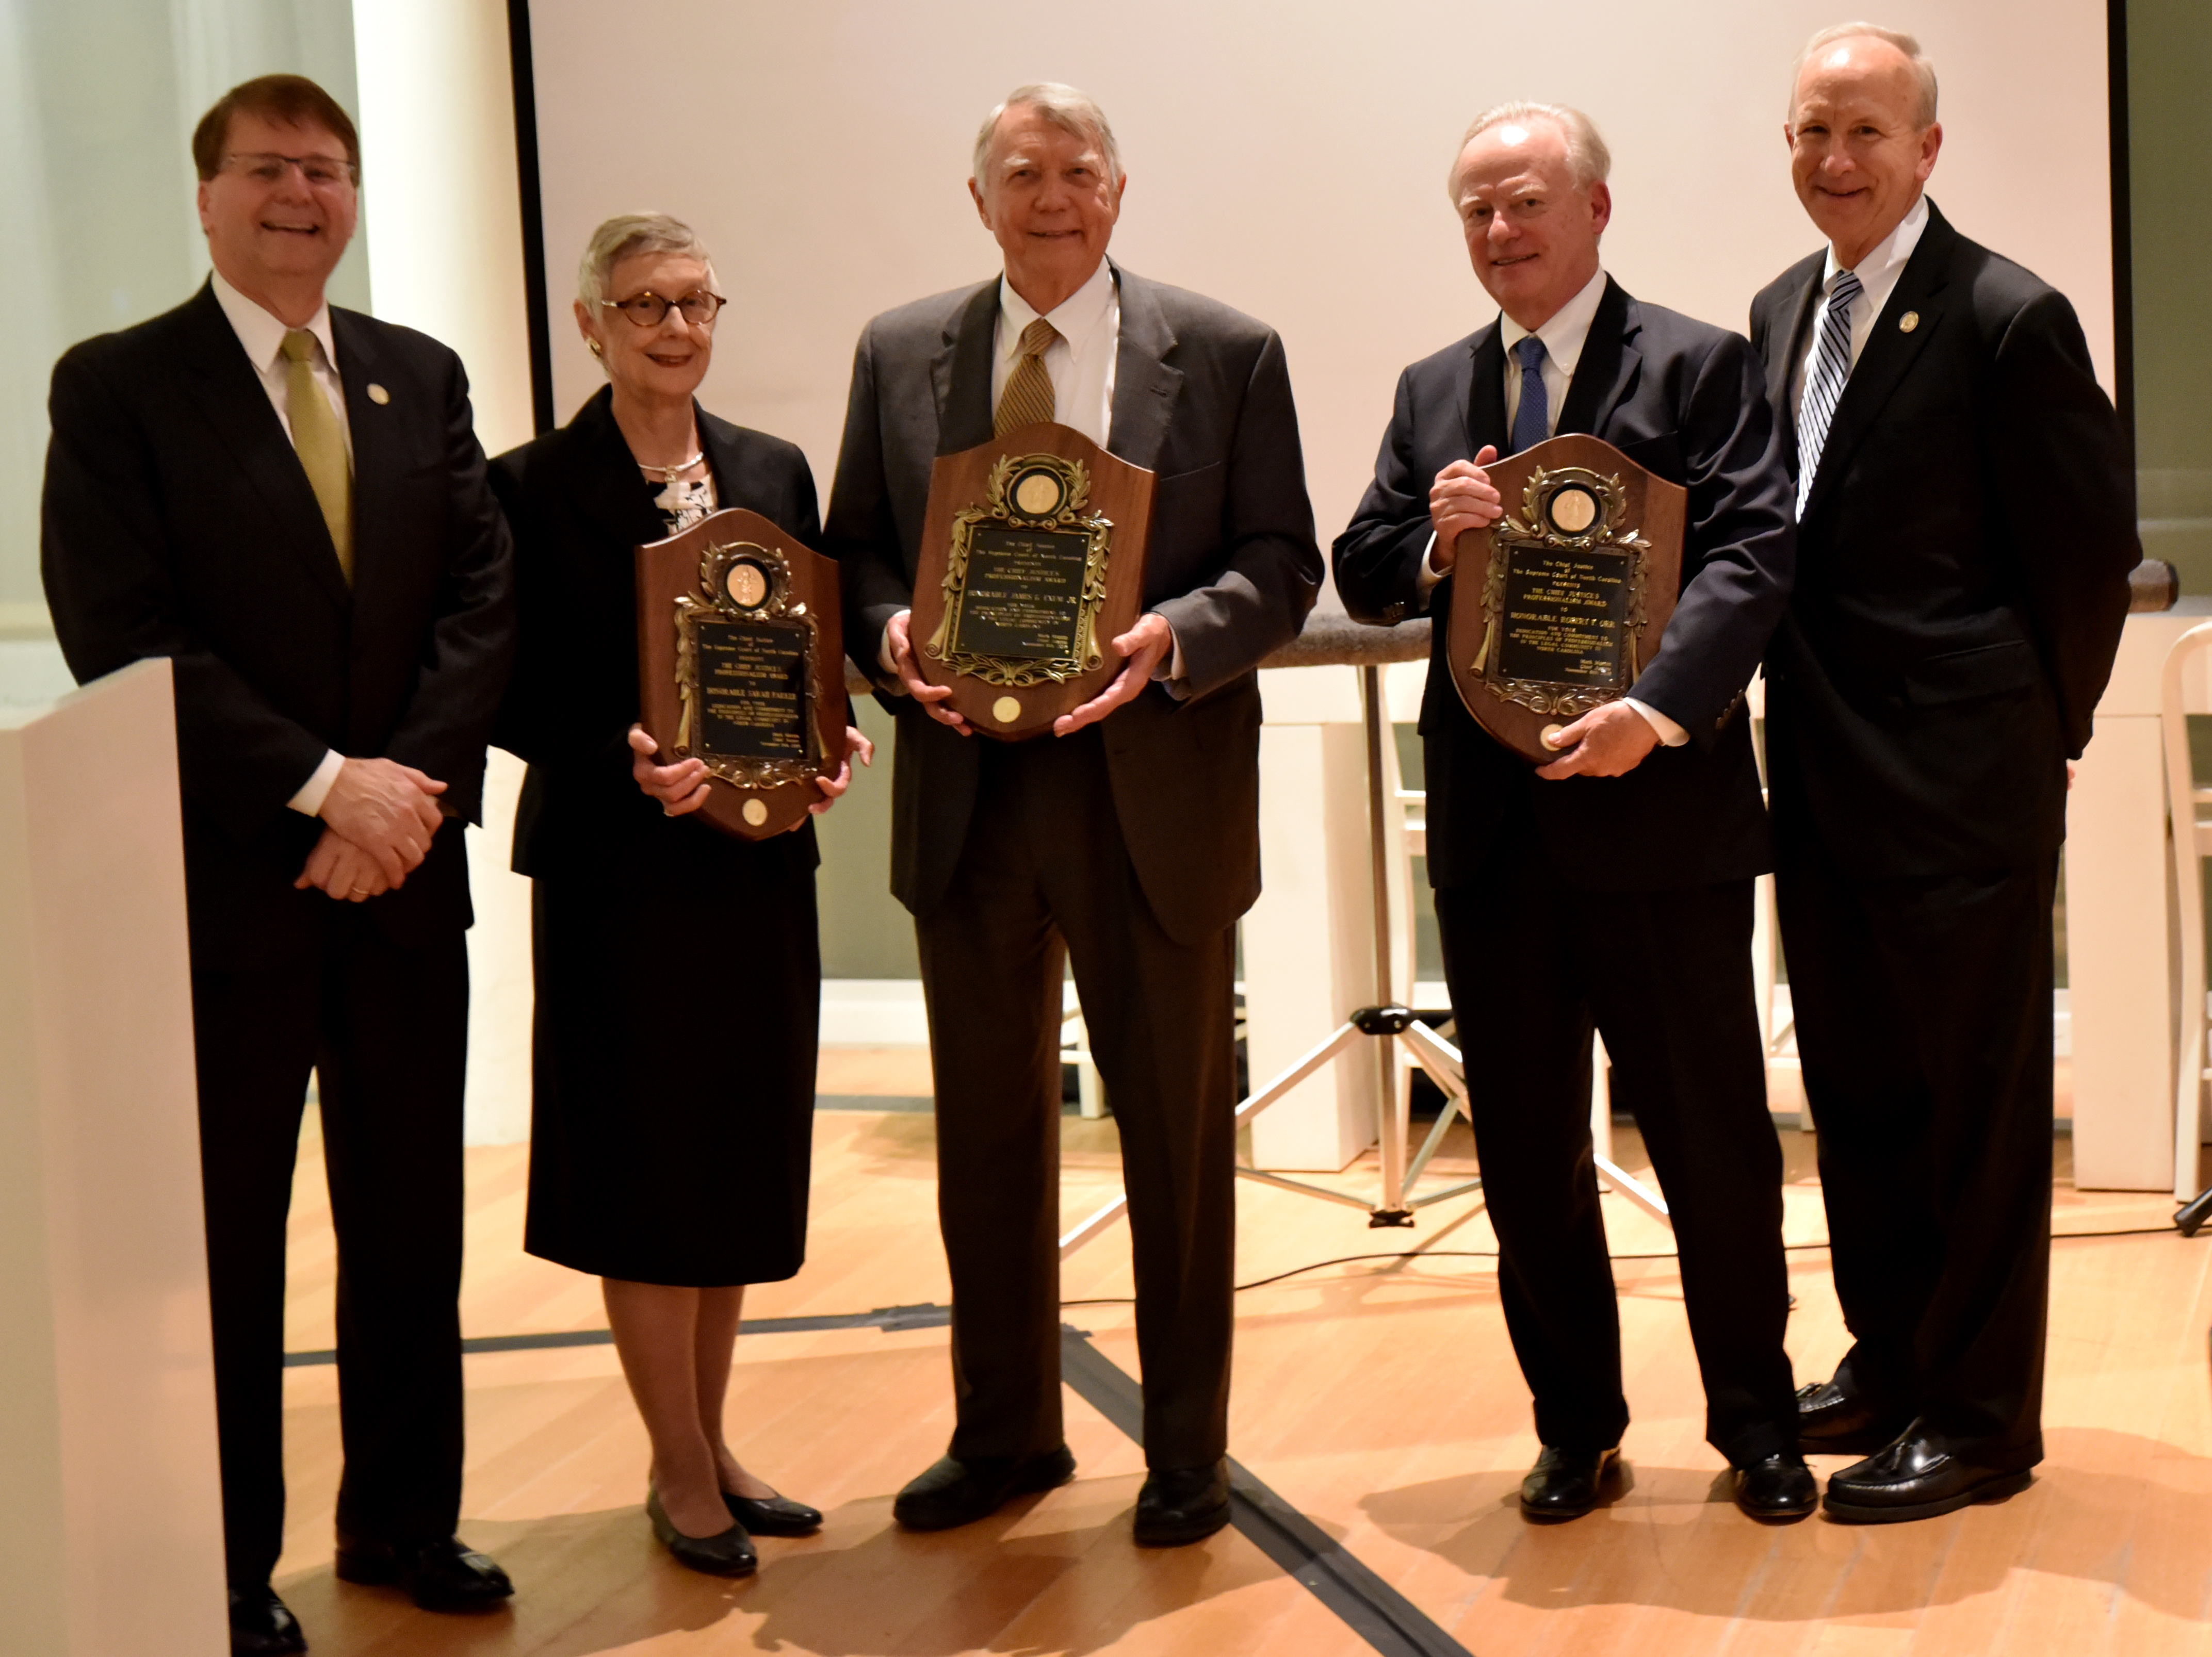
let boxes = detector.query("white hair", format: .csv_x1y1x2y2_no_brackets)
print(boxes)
576,211,717,307
1446,102,1612,202
972,82,1124,191
1791,22,1939,126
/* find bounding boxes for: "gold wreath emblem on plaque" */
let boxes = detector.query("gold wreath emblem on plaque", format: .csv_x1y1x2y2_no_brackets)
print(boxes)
925,451,1114,688
1469,465,1655,719
673,539,820,790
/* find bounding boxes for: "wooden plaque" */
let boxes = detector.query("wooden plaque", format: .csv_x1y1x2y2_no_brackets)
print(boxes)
910,421,1155,740
1446,433,1687,764
635,507,845,840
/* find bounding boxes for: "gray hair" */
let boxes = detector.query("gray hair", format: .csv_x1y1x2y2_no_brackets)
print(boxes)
576,212,717,308
1446,102,1612,202
1791,22,1939,127
972,83,1124,192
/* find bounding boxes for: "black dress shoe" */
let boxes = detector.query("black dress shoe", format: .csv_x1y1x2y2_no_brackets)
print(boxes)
1822,1432,2035,1522
891,1445,1077,1531
1796,1379,1909,1458
1731,1451,1818,1520
1519,1445,1618,1521
646,1486,758,1576
1133,1460,1233,1547
229,1585,307,1655
723,1489,823,1536
333,1533,514,1611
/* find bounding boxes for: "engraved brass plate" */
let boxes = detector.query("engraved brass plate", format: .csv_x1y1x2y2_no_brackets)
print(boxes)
926,452,1111,688
674,541,820,788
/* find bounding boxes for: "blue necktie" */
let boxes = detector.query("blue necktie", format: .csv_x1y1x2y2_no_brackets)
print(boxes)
1510,335,1549,453
1795,268,1863,520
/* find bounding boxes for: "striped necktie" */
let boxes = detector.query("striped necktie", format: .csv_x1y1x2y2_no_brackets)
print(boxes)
1509,335,1550,454
280,329,353,582
1795,269,1863,521
994,317,1059,436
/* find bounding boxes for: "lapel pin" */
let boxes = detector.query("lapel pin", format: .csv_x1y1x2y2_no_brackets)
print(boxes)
1898,311,1920,334
366,383,391,405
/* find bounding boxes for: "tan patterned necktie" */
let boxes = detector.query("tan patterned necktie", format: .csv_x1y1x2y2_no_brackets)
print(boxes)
280,329,353,583
994,317,1060,436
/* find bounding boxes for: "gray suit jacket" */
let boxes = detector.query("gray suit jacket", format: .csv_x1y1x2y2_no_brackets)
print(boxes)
826,263,1321,942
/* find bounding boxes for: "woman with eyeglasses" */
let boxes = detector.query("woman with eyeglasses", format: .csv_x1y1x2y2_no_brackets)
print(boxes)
489,212,868,1578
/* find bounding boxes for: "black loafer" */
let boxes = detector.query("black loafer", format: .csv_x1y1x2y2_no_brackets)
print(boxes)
1796,1379,1909,1458
333,1533,513,1612
1732,1451,1818,1520
891,1445,1077,1531
723,1489,823,1536
1133,1459,1232,1547
228,1585,307,1655
1519,1445,1618,1521
1821,1433,2034,1523
646,1486,758,1576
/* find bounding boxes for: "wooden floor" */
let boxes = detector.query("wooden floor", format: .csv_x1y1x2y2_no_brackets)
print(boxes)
268,1051,2212,1655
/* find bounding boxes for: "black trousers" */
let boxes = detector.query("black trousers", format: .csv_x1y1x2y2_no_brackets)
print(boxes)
1776,832,2057,1465
191,914,468,1587
1434,835,1796,1465
916,729,1238,1470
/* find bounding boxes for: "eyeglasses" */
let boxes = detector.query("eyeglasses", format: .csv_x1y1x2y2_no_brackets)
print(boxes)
224,152,357,189
599,290,726,327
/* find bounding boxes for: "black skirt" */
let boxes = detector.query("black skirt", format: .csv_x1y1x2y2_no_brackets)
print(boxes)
522,821,819,1286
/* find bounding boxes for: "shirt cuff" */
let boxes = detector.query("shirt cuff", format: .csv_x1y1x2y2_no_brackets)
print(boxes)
879,616,901,677
1147,615,1185,688
1624,698,1688,748
1416,531,1445,598
288,749,345,815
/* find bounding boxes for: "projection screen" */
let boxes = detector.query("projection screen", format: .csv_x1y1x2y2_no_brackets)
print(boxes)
521,0,2115,573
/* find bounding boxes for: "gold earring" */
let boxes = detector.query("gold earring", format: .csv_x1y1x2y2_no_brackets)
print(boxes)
588,338,603,358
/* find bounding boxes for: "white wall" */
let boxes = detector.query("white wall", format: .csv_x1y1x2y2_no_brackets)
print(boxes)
525,0,2115,560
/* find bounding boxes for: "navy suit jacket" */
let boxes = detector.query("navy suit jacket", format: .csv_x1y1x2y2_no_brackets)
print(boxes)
1748,200,2136,878
1336,277,1795,892
825,263,1322,942
41,281,515,967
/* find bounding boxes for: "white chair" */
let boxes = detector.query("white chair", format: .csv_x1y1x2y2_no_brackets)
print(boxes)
2162,622,2212,1199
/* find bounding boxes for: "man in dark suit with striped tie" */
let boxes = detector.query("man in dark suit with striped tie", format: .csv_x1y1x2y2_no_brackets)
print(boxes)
826,83,1320,1546
1748,23,2136,1521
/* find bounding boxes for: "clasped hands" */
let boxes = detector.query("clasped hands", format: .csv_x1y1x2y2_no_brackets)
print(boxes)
1428,446,1657,781
294,757,448,903
885,607,1173,737
628,723,874,821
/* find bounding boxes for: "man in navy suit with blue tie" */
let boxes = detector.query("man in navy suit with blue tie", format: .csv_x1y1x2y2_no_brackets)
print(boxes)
1337,101,1808,1522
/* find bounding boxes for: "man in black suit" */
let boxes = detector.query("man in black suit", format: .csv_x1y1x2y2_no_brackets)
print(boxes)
826,81,1320,1546
1749,25,2136,1521
40,76,514,1650
1336,101,1809,1521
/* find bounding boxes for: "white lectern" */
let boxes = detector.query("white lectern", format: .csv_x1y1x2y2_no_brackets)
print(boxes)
0,659,226,1656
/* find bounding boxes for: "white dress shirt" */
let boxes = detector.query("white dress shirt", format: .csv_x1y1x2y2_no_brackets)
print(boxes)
211,268,351,815
1792,190,1930,410
1418,267,1683,746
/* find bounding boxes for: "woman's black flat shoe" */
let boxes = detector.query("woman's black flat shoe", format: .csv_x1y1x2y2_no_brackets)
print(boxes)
723,1490,823,1536
647,1486,757,1576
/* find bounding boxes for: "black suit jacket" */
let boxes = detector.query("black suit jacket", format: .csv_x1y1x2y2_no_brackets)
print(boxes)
41,281,515,969
1748,200,2137,878
825,263,1322,942
1336,277,1795,892
490,386,822,877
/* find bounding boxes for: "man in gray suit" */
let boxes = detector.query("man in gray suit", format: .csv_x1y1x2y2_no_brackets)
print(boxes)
827,81,1320,1546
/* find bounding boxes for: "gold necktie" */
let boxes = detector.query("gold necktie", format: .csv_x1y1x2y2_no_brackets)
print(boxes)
994,317,1059,436
280,329,353,583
